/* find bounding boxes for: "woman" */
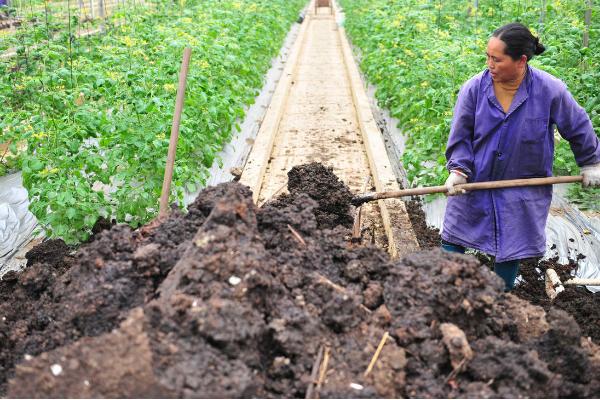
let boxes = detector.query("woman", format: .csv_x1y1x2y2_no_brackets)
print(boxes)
442,22,600,291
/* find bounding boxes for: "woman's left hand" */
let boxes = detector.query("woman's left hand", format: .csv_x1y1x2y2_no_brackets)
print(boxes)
581,163,600,188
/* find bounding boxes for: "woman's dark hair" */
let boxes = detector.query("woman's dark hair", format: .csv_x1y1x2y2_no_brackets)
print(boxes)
492,22,545,61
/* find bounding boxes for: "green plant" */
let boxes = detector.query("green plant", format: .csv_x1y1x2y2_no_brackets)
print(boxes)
1,0,306,242
339,0,600,202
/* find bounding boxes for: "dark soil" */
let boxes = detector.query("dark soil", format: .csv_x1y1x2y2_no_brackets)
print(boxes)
3,164,600,398
90,216,116,237
24,239,70,268
0,185,233,394
514,258,600,344
286,162,354,229
406,197,600,345
405,198,441,248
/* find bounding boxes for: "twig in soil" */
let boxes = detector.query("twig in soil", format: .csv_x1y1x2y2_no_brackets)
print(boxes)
314,273,372,314
315,346,330,397
306,345,325,399
288,224,307,246
444,357,467,383
364,331,389,377
258,180,288,207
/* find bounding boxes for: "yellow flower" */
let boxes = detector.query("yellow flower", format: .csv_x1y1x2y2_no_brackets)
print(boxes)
415,22,427,32
421,81,429,87
32,132,48,140
163,83,176,92
39,167,59,176
198,60,209,69
391,15,405,27
122,36,135,47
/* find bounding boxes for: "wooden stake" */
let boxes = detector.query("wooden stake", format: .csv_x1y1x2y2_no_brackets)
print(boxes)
364,331,389,377
583,0,592,48
352,176,371,242
159,47,192,218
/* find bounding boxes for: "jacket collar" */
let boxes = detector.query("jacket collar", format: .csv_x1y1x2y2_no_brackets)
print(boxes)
484,65,533,117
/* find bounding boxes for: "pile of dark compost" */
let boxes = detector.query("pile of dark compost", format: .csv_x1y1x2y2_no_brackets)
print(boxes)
407,197,600,344
2,163,600,398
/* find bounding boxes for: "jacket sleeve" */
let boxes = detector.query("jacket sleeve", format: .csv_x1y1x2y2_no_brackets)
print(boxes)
552,85,600,167
446,81,476,178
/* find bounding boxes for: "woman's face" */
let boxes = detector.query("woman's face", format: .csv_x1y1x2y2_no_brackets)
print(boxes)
486,37,526,83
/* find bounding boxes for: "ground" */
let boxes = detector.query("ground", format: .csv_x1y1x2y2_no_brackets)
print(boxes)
406,197,600,344
2,163,600,398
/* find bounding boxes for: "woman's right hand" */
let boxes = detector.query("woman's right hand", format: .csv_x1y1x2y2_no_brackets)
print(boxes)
445,170,468,195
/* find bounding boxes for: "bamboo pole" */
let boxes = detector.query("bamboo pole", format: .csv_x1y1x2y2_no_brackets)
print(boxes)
158,47,192,218
583,0,592,47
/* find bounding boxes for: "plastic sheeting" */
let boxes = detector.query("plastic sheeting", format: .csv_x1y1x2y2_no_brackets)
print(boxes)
421,188,600,293
0,172,42,275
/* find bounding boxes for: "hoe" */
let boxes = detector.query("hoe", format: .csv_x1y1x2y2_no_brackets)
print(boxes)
352,175,584,206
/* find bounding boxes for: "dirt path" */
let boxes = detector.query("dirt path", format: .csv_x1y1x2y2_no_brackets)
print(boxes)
241,4,418,258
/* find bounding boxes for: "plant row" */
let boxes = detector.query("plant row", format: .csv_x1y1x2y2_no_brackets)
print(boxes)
1,0,306,242
339,0,599,208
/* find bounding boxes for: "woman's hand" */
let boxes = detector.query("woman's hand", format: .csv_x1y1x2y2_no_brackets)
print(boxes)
581,163,600,188
445,170,468,195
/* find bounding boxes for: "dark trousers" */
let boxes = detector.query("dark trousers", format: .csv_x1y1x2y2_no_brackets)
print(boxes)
441,240,519,292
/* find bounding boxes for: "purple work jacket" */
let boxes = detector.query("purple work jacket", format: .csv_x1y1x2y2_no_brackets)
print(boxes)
443,66,600,262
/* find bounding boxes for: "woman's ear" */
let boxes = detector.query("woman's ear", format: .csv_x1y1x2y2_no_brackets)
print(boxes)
519,54,528,67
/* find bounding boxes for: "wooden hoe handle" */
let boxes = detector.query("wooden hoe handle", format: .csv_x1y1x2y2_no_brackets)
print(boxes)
352,175,583,206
